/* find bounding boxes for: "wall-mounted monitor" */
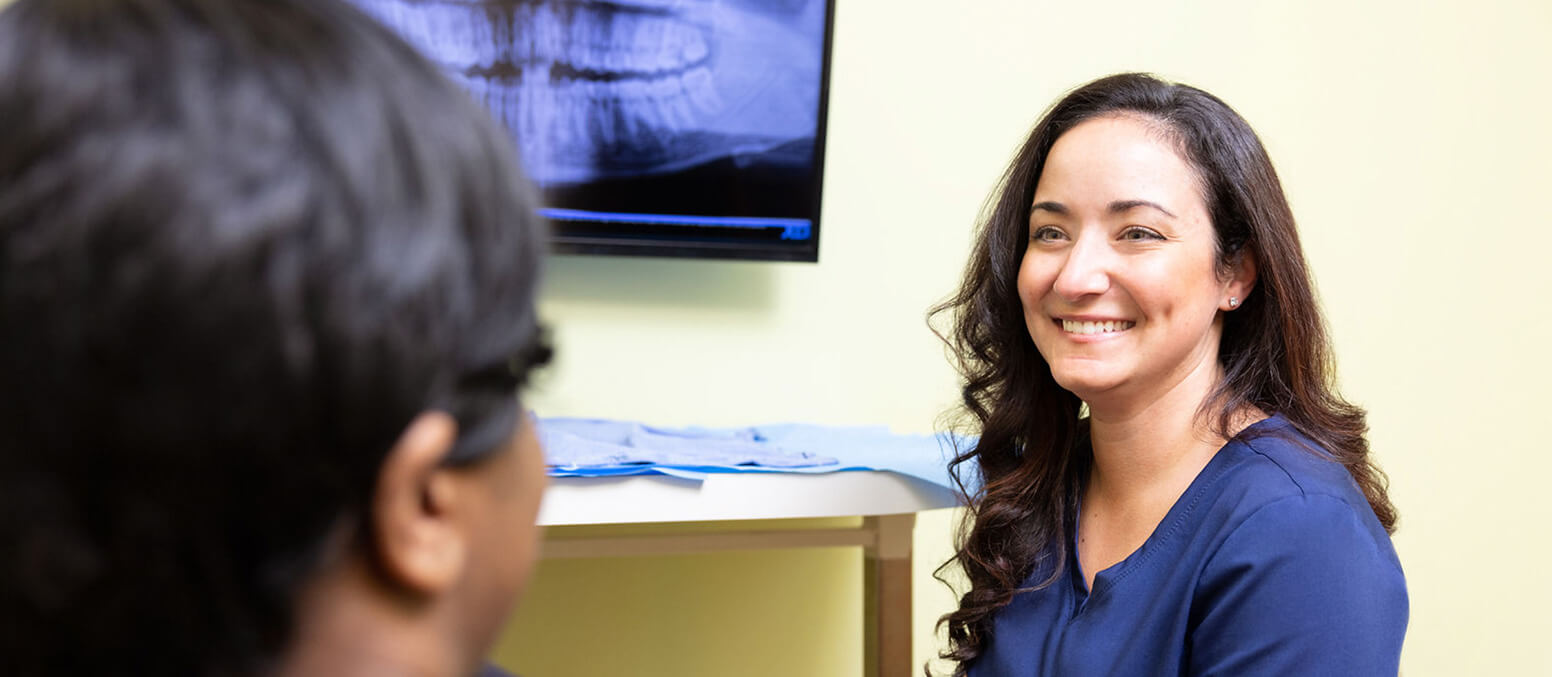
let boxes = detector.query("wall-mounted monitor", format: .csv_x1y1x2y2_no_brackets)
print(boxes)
352,0,834,262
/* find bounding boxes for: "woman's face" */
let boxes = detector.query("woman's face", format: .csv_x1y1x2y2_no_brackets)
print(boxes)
1018,115,1241,408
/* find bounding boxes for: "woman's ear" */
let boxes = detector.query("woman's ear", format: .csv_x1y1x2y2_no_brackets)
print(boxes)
1221,251,1258,311
369,411,468,595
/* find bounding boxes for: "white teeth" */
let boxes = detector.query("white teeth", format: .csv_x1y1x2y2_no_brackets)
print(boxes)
658,81,696,129
680,27,710,63
682,66,722,114
597,96,619,148
1061,320,1135,335
366,0,774,185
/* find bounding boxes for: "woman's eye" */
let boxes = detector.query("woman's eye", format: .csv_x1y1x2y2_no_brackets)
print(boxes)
1032,226,1066,242
1121,227,1165,241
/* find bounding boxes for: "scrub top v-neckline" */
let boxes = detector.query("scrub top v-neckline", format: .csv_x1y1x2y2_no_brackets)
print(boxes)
1070,417,1264,609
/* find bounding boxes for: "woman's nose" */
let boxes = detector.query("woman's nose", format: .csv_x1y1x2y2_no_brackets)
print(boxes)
1051,235,1111,302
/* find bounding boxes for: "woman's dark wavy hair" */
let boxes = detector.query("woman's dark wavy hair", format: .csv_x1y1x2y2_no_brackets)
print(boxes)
0,0,549,674
927,72,1395,674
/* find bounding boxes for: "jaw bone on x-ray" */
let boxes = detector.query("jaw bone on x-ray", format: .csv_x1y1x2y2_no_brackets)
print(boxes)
355,0,827,187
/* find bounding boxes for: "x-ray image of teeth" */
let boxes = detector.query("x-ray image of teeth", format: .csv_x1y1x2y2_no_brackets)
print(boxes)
353,0,828,187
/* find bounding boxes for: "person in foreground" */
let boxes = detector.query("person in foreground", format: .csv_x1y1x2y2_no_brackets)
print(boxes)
0,0,551,675
931,73,1407,675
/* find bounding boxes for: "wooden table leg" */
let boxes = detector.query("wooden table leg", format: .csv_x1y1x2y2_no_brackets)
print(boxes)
864,513,915,677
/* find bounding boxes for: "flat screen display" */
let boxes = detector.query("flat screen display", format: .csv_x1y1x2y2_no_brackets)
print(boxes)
352,0,833,261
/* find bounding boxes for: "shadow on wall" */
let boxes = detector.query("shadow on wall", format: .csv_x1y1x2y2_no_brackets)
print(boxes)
543,254,780,312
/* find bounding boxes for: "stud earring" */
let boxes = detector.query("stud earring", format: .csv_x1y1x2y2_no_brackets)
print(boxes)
1228,297,1239,309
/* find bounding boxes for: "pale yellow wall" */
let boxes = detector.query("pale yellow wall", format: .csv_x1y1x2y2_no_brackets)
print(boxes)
501,0,1552,675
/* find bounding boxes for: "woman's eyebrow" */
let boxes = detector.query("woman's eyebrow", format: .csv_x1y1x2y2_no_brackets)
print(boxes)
1110,199,1176,217
1030,200,1176,217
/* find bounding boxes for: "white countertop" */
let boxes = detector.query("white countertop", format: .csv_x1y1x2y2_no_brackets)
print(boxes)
538,469,960,525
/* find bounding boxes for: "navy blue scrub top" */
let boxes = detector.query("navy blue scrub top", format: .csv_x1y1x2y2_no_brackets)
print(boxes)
972,415,1408,676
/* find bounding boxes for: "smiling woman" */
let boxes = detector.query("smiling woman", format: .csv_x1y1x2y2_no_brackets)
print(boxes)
930,73,1406,675
1021,116,1254,409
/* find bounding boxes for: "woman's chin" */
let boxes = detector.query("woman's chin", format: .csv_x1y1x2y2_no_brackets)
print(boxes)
1055,375,1117,400
1050,370,1124,401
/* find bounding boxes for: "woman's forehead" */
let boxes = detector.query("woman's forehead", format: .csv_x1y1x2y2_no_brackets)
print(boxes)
1034,116,1206,216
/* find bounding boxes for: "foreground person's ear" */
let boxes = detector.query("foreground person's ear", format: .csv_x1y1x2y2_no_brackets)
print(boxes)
371,411,468,595
1222,252,1258,311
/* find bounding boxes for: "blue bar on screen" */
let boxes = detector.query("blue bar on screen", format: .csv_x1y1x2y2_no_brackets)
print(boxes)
539,208,813,241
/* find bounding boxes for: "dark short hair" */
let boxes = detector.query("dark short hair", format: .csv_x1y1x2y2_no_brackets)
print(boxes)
0,0,550,673
930,72,1393,672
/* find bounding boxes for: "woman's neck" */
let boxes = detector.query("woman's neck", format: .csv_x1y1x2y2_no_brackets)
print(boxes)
277,555,463,677
1084,355,1227,507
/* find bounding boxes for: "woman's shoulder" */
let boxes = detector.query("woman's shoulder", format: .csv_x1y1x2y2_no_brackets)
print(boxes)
1184,414,1396,568
1186,443,1409,674
1210,415,1376,519
1179,413,1403,593
1188,416,1407,627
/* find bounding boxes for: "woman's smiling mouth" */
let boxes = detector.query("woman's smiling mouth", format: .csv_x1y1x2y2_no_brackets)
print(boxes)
1057,319,1136,335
